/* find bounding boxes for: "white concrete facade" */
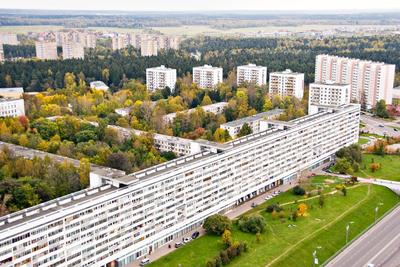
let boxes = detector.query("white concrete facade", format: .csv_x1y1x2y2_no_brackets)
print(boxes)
146,65,177,92
269,69,304,99
237,64,267,86
0,104,360,267
112,34,128,51
0,44,4,62
315,54,395,109
0,98,25,117
35,41,58,60
0,34,19,45
162,102,228,124
90,81,109,91
62,40,84,60
309,82,351,115
193,65,223,89
140,36,158,57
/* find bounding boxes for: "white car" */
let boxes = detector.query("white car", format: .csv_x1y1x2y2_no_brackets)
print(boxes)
139,258,150,266
183,237,191,244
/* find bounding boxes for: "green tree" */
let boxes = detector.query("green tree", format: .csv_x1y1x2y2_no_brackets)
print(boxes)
237,214,266,233
237,123,252,137
221,229,232,247
203,214,232,235
335,158,354,174
375,100,389,118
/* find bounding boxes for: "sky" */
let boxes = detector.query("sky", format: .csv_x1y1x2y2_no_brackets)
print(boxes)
1,0,400,11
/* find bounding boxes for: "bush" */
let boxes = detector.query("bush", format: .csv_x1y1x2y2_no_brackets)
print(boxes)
266,203,282,213
203,214,232,235
238,214,266,233
292,185,306,196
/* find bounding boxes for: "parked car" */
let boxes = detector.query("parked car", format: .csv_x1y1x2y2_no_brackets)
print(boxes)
379,124,384,128
251,202,257,208
191,231,200,239
175,242,183,248
139,258,150,266
183,237,191,244
394,128,398,132
265,195,272,200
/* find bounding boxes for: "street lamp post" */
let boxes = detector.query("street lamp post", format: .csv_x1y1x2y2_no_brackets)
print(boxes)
375,203,384,224
312,246,322,267
346,221,355,244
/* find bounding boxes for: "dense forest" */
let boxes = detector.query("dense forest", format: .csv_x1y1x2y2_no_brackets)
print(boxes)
1,36,399,91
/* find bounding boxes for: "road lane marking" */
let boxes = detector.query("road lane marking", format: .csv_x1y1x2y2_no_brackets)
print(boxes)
366,231,400,265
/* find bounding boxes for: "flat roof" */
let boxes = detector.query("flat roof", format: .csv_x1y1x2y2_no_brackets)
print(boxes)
221,109,284,128
311,82,350,87
0,87,23,93
237,64,267,70
270,69,303,76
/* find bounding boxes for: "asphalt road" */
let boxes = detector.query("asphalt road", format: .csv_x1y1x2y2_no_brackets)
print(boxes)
326,204,400,267
361,114,400,138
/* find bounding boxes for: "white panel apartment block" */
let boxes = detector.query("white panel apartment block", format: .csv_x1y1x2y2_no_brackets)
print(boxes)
193,65,223,89
237,64,267,86
0,104,360,267
146,65,177,92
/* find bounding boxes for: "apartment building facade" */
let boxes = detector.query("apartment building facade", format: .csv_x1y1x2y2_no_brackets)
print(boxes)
112,34,128,51
237,64,267,86
62,40,85,60
140,36,158,57
269,69,304,99
0,104,360,267
315,54,395,109
309,82,351,115
146,65,177,92
0,98,25,117
193,65,223,89
35,41,58,60
0,44,4,62
162,102,228,124
0,33,19,45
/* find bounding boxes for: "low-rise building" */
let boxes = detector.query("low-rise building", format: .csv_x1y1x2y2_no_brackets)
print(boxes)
193,65,223,89
0,98,25,117
220,109,284,138
162,102,228,124
237,64,267,86
146,65,177,92
0,87,23,99
269,69,304,99
90,81,109,91
309,81,351,115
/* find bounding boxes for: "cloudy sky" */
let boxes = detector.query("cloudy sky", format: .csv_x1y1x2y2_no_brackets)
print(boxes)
1,0,399,11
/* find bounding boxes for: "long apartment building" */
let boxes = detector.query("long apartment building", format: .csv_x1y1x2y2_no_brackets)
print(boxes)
112,34,128,51
35,41,58,60
0,104,360,267
309,81,351,115
146,65,177,92
269,69,304,99
315,54,395,109
193,65,223,89
220,109,284,138
237,64,267,86
0,33,19,45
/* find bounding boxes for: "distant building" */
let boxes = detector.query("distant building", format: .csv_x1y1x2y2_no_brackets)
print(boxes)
315,54,395,109
141,36,158,57
393,86,400,100
90,81,109,91
128,33,141,49
237,64,267,86
85,33,97,48
35,41,58,60
0,87,24,99
112,34,128,51
146,65,177,92
0,98,25,117
193,65,223,89
62,40,84,59
163,102,228,124
269,69,304,99
309,81,351,115
0,44,4,62
220,109,284,138
0,33,19,45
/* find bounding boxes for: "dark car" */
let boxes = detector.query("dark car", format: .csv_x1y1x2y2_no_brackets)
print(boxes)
191,231,200,239
175,242,183,248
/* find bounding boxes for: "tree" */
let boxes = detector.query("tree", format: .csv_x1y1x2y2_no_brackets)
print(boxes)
292,210,298,221
237,214,266,233
297,203,307,216
106,152,131,172
292,185,306,196
370,162,381,172
79,158,90,188
203,214,232,235
335,158,354,174
237,123,252,137
341,187,347,196
221,229,232,247
201,94,213,106
266,203,282,213
102,68,110,84
318,193,325,208
256,232,261,243
375,100,389,118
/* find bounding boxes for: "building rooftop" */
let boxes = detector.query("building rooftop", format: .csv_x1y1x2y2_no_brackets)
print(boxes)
221,109,284,128
270,69,303,76
147,65,176,71
311,81,350,87
0,87,23,94
317,54,395,66
90,81,109,90
238,64,267,70
194,64,222,70
0,98,23,103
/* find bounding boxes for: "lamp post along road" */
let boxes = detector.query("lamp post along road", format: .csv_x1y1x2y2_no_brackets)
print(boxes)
346,222,355,244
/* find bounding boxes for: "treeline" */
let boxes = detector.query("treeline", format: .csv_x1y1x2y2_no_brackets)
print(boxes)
1,36,400,90
3,44,36,59
0,147,86,215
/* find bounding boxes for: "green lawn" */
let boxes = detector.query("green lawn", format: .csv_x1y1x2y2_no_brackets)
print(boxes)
360,133,383,139
149,181,399,267
358,137,369,145
355,154,400,181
